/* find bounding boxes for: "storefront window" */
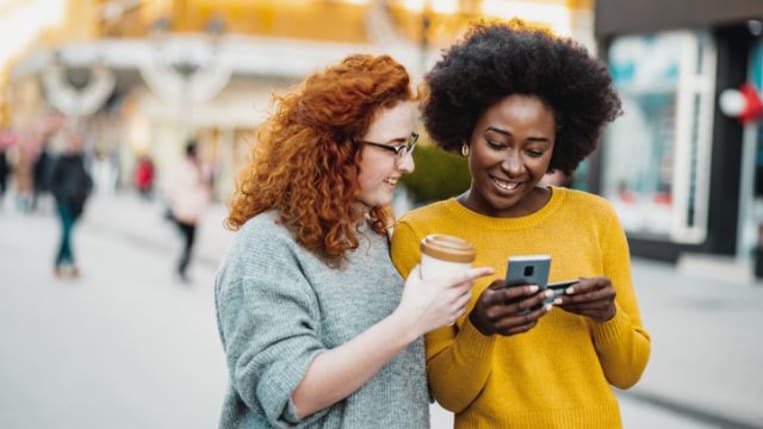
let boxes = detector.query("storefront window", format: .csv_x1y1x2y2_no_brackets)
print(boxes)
602,31,715,243
751,43,763,199
737,39,763,261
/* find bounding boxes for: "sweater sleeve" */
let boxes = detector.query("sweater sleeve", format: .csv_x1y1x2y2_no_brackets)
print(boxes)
216,237,329,428
591,209,651,389
391,221,496,413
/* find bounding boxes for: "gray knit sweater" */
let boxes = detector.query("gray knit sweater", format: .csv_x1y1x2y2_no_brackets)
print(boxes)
214,211,429,428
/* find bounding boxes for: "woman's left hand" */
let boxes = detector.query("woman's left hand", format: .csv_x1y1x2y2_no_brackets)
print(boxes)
555,277,616,322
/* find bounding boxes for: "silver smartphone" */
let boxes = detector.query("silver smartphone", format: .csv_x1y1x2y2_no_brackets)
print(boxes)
505,255,551,313
505,255,551,288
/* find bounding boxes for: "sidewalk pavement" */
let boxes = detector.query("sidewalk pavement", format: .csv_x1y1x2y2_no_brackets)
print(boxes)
81,193,763,428
625,260,763,428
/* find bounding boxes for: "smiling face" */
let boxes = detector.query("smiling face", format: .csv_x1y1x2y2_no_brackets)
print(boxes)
356,101,417,209
463,95,556,218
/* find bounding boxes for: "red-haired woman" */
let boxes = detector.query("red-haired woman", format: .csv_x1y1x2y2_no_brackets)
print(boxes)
214,54,493,428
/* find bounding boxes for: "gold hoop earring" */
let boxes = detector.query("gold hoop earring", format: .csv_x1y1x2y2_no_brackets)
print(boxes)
461,143,470,157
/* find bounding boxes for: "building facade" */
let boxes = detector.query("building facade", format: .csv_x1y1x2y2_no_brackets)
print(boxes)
2,0,595,201
592,0,763,275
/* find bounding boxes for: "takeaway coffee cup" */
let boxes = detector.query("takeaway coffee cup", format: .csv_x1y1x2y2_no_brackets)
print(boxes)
419,234,476,280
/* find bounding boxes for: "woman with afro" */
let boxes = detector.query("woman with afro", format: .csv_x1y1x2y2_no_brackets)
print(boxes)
215,54,492,428
391,22,651,428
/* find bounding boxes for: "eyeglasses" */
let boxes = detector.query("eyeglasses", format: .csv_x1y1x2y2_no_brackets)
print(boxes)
355,132,419,165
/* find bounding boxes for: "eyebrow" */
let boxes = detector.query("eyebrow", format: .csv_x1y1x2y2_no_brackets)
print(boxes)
484,126,550,143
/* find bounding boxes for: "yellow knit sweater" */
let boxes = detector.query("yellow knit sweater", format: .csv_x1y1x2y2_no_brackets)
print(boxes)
391,188,651,429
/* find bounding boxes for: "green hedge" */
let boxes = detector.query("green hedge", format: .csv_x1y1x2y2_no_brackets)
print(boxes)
401,142,471,204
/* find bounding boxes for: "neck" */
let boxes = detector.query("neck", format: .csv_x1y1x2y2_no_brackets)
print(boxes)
458,186,552,218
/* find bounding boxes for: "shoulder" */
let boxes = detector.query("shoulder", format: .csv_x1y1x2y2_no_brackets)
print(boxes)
397,199,454,228
392,199,455,260
214,212,322,308
558,188,616,215
218,211,302,279
555,188,621,230
231,211,297,256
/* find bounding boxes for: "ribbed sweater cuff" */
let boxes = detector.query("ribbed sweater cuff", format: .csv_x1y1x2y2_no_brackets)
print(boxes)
591,303,631,345
457,318,497,361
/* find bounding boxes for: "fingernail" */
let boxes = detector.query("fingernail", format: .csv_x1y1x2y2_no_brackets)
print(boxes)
553,297,562,305
529,285,539,293
544,290,553,298
544,303,553,312
565,286,575,295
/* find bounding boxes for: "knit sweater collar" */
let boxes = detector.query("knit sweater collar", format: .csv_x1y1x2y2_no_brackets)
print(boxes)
443,186,567,231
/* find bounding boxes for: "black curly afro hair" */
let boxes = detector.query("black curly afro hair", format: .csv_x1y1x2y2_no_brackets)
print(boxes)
422,21,622,175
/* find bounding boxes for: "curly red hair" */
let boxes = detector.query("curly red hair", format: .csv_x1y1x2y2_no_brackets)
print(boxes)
226,54,413,263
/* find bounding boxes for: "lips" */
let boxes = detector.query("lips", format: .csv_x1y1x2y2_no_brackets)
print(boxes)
490,175,523,194
383,177,400,187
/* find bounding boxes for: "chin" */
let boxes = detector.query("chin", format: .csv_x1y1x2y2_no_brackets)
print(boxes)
359,196,392,209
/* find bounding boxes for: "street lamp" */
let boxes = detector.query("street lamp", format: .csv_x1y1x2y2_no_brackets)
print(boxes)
139,14,231,140
41,51,116,120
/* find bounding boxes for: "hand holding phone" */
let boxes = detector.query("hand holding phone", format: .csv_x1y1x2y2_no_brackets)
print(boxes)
468,280,551,336
553,277,616,322
505,256,580,305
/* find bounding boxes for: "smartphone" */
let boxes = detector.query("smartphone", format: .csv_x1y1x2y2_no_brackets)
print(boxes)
505,255,551,288
505,255,551,314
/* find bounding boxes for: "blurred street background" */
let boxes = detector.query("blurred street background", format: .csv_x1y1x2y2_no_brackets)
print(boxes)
2,0,763,428
1,194,762,428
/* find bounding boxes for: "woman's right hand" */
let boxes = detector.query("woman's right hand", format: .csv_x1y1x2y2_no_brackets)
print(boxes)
468,280,552,336
396,265,494,338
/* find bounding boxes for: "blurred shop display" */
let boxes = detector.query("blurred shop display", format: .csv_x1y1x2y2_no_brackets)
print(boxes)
724,39,763,279
602,31,715,244
594,0,763,282
719,83,763,124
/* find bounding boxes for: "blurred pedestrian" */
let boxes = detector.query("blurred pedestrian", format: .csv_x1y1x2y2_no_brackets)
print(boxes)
391,22,650,428
49,128,93,278
13,135,35,213
31,138,52,212
0,146,9,209
540,167,574,188
215,54,492,428
134,155,155,200
92,150,119,196
0,128,16,210
163,141,210,283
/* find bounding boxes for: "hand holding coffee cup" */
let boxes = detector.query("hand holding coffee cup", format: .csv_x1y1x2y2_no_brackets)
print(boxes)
398,264,493,336
392,234,488,332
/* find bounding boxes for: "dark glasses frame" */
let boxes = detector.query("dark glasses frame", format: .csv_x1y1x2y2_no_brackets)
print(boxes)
354,132,419,163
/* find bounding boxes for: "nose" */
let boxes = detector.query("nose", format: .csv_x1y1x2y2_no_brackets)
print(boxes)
397,151,415,174
501,151,523,176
